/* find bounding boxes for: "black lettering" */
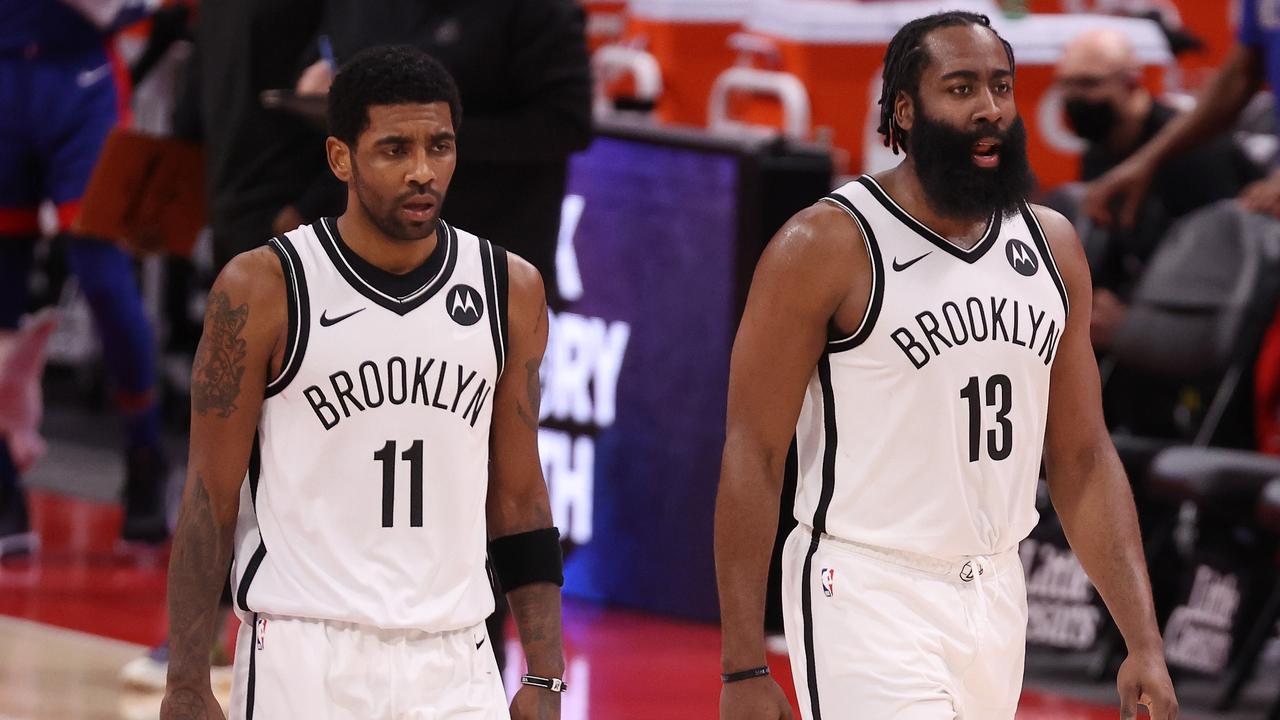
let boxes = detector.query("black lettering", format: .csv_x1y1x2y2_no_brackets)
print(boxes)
1027,307,1046,349
966,297,989,341
386,356,408,405
358,360,385,408
990,297,1010,342
432,360,450,410
1040,320,1062,365
916,311,953,355
329,371,365,417
451,366,478,413
941,301,969,345
466,379,492,427
303,385,340,430
1011,300,1027,347
411,357,435,405
891,328,931,369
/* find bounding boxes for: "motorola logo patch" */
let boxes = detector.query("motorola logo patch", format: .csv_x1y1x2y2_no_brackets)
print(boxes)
446,285,484,326
1005,239,1039,277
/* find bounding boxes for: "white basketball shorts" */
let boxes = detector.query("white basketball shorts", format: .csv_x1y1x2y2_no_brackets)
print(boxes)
782,524,1028,719
229,613,508,720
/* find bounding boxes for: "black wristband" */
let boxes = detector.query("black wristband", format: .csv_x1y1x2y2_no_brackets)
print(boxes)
721,666,770,683
489,527,564,593
521,674,568,693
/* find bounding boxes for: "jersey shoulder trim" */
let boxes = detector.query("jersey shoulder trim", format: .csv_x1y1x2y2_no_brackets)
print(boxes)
265,235,310,398
819,193,884,353
1020,202,1070,318
856,175,1002,263
477,237,511,378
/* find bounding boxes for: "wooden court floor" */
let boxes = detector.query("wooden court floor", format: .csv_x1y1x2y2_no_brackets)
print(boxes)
0,490,1132,719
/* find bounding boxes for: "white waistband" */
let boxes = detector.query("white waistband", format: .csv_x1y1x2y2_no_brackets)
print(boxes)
800,524,1020,583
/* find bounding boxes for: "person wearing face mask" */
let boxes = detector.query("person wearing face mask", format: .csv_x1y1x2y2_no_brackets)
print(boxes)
1056,29,1260,352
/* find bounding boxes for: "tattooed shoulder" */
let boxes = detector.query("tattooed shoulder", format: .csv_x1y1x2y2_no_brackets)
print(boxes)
193,290,249,418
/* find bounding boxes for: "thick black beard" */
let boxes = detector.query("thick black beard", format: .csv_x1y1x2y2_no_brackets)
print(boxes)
907,106,1036,221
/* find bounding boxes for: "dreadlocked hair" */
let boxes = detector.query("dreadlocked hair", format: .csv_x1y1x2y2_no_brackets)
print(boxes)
877,12,1016,155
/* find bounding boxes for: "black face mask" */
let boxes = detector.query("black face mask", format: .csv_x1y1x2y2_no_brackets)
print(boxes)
1063,98,1118,142
907,104,1036,221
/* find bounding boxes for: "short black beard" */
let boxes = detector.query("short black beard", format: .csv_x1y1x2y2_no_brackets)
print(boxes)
351,161,441,244
907,103,1035,221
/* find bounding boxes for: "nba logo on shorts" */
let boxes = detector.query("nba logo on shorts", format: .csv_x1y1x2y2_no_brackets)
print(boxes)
820,568,835,597
256,617,268,651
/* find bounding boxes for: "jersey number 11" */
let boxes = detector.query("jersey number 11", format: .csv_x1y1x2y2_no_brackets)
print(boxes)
374,440,424,527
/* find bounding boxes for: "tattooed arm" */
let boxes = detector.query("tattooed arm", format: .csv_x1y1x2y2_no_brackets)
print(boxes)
487,256,562,720
161,248,286,720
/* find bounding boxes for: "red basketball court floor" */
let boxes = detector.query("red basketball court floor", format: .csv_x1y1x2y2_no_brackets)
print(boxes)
0,489,1129,719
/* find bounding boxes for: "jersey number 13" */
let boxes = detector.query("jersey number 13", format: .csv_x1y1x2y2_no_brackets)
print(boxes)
960,375,1012,462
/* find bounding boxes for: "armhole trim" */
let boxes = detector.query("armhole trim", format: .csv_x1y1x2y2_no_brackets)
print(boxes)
820,194,885,353
479,238,510,378
1020,202,1070,318
265,236,310,397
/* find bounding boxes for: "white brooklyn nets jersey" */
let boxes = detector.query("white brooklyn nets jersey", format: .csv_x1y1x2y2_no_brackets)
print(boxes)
793,176,1069,558
230,217,509,632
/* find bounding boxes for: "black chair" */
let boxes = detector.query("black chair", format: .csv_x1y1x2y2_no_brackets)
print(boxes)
1085,202,1280,679
1202,475,1280,715
1106,201,1280,464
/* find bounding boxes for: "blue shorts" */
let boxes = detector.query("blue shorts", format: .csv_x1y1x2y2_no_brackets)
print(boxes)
0,47,125,235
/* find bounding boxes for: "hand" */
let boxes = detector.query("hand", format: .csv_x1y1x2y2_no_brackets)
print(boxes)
509,685,560,720
272,205,305,236
720,676,794,720
1117,649,1178,720
296,59,335,97
1089,289,1127,351
1238,170,1280,217
160,685,225,720
1082,155,1156,230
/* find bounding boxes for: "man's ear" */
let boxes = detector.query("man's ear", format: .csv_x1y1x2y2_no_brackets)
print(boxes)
894,90,916,136
327,136,353,183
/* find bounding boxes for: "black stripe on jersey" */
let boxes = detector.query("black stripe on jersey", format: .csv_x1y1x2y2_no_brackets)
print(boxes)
855,175,1002,263
800,531,823,720
315,217,458,315
237,433,268,614
800,355,840,719
246,613,258,719
821,194,884,353
265,236,310,398
812,355,839,534
478,238,511,377
1020,202,1070,318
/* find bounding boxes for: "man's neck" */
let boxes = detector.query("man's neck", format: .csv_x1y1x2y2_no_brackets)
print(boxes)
335,206,438,275
1106,91,1153,158
877,164,992,249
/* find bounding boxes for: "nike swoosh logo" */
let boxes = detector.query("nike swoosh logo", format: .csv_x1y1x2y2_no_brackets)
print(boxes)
892,252,932,272
475,636,486,650
319,308,365,327
76,64,111,88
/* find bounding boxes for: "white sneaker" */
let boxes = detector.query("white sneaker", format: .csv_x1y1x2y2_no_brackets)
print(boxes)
120,642,234,692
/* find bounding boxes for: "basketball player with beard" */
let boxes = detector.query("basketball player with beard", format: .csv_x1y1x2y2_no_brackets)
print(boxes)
160,47,564,719
715,13,1177,720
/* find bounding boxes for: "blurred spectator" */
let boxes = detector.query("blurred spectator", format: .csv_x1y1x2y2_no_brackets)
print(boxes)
1084,0,1280,225
0,0,169,554
188,0,343,272
1057,29,1260,350
298,0,593,304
